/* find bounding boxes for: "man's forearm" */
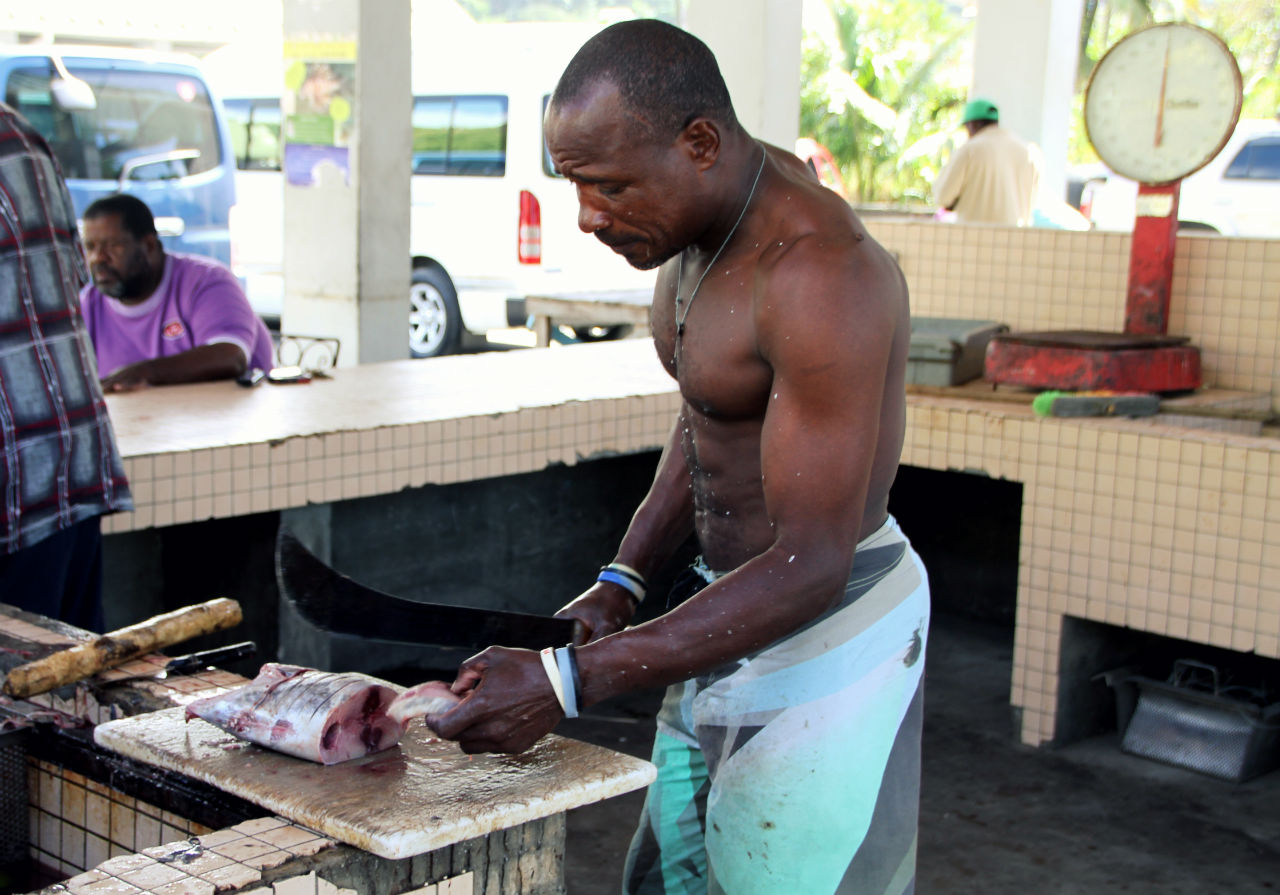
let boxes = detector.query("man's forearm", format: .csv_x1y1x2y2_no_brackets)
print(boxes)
105,344,247,389
149,343,247,385
612,415,695,579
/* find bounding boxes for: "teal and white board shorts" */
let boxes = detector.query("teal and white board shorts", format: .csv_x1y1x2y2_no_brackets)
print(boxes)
623,515,930,895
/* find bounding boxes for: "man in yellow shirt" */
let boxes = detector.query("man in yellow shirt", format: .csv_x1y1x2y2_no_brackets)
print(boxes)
933,98,1041,226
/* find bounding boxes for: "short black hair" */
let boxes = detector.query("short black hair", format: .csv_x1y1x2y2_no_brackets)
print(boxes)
551,19,737,143
84,193,156,240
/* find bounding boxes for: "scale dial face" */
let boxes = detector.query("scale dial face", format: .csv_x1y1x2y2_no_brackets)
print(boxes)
1084,22,1242,185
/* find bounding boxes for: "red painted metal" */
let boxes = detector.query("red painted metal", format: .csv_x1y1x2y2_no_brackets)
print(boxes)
984,337,1201,392
1125,182,1180,335
982,178,1202,393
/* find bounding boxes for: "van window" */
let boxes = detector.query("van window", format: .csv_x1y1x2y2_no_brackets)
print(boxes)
224,98,282,171
411,94,506,176
5,63,221,182
540,94,561,178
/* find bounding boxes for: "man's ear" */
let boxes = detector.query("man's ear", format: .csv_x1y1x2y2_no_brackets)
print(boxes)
679,118,721,172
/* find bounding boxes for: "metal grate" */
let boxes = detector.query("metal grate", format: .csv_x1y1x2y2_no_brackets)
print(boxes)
0,733,27,865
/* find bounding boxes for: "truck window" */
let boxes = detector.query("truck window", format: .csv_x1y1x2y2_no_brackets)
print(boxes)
411,94,506,176
5,63,221,182
224,98,281,171
1223,137,1280,181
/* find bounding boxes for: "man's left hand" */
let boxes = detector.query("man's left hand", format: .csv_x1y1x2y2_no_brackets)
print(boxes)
101,361,154,392
426,646,563,754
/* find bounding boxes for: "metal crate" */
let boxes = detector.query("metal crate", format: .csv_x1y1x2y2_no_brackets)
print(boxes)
907,318,1008,386
1118,660,1280,782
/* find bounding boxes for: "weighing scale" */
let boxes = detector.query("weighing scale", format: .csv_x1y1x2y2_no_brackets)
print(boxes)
984,22,1243,392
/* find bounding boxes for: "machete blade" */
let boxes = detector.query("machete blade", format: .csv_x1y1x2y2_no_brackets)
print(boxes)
275,528,575,651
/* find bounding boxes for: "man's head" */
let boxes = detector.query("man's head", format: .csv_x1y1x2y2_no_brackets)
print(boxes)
552,19,736,145
545,19,744,270
961,98,999,137
82,194,164,302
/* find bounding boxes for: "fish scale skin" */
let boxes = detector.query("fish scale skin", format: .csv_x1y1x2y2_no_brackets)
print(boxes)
186,663,408,764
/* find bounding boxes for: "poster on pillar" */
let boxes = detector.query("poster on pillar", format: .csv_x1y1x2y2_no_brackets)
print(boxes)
282,37,357,187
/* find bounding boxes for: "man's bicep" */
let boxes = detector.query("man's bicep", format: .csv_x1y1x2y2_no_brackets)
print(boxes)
758,299,893,550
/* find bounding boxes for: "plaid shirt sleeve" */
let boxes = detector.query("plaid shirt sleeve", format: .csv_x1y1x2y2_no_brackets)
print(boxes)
0,101,132,555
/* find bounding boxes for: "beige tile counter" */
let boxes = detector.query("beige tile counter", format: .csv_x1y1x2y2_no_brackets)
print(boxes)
103,340,680,533
902,392,1280,745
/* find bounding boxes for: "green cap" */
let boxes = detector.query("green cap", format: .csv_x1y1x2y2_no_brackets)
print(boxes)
961,99,999,124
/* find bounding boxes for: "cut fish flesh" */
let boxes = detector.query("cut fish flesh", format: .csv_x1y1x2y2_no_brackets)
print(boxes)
387,680,461,726
185,663,407,765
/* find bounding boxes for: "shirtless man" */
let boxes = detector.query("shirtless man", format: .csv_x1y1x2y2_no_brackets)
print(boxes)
428,20,930,894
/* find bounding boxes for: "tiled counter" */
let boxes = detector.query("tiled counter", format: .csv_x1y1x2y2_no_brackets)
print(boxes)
901,391,1280,745
102,340,679,534
98,336,1280,747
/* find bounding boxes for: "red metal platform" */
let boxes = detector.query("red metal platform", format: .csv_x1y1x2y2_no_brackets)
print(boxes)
984,181,1202,394
983,330,1201,392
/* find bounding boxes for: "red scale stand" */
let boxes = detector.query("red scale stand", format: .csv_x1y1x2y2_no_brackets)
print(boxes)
984,181,1201,393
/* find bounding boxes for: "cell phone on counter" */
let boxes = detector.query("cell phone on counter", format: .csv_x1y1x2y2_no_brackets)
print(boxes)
267,366,312,385
236,368,266,388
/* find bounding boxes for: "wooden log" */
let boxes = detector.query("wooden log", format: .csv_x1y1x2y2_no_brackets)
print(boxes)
1,598,243,699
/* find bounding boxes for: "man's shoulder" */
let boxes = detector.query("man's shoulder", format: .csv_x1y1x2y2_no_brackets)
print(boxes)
166,252,244,295
760,212,904,323
79,281,107,311
168,252,235,278
986,125,1029,148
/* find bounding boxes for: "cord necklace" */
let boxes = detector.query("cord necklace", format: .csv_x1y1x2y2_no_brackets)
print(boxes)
674,142,767,340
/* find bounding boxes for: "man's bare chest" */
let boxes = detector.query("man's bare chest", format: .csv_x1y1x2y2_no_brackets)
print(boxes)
655,320,773,423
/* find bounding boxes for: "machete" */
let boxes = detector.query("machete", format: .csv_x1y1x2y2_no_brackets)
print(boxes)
275,528,577,651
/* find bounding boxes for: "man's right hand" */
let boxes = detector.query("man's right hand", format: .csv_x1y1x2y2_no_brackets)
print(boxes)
554,581,637,646
425,646,563,755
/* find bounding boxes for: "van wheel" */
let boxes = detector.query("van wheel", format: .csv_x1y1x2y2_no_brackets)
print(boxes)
568,324,634,342
409,265,460,358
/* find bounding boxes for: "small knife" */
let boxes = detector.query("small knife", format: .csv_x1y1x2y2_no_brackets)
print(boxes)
102,641,258,684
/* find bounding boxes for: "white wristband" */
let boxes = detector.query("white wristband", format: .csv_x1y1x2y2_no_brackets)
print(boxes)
539,647,566,713
554,646,579,719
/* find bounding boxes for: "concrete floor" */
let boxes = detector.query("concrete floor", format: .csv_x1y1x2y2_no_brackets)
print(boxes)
558,612,1280,895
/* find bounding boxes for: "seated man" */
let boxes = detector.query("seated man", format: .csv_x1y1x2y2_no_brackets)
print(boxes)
79,193,275,391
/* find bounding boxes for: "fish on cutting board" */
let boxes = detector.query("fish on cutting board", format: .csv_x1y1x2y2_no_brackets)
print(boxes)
387,680,461,725
185,663,460,765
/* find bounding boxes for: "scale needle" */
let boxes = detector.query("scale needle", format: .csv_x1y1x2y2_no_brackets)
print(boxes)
1154,35,1170,148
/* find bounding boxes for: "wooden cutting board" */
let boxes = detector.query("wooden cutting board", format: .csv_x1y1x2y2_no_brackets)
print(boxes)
94,707,655,859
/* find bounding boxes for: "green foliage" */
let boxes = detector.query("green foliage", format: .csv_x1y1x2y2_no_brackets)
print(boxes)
799,0,970,205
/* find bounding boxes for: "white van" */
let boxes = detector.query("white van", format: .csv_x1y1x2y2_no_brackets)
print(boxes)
207,22,656,357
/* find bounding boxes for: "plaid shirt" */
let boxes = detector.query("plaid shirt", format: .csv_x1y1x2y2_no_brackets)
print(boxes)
0,102,131,554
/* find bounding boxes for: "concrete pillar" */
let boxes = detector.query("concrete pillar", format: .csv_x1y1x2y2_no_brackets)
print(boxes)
970,0,1084,207
281,0,411,366
684,0,802,150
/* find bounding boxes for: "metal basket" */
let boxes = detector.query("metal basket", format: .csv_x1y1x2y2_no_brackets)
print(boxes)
1119,660,1280,782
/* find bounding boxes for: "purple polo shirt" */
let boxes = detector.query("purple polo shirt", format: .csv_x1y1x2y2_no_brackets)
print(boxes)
80,252,275,378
